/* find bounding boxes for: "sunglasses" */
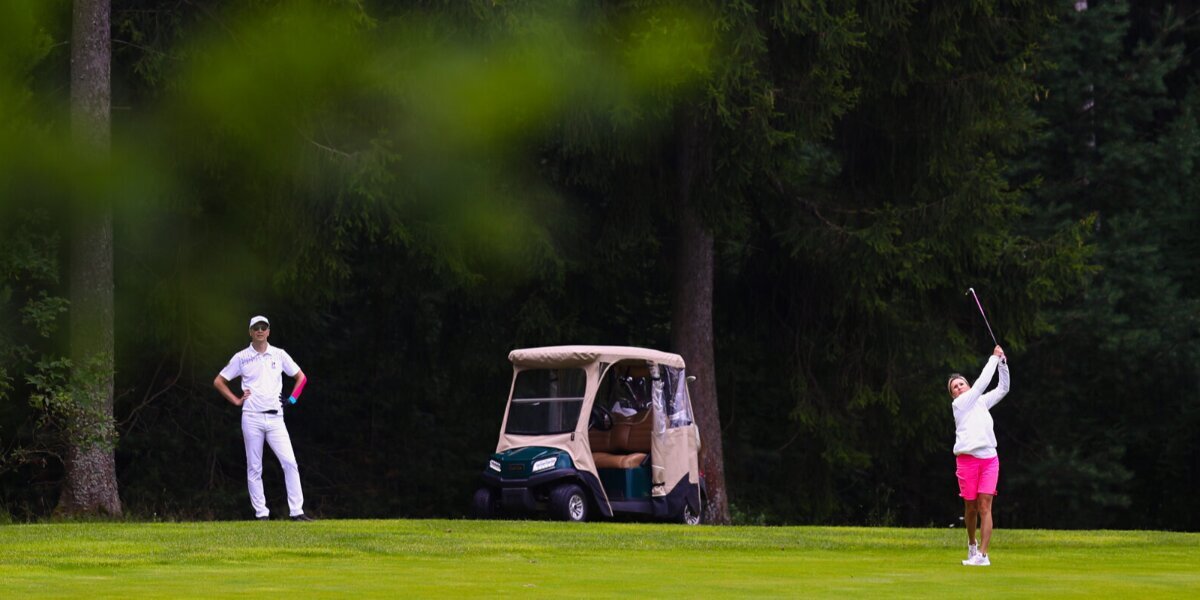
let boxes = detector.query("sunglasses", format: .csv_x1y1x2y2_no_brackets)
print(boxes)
251,323,270,332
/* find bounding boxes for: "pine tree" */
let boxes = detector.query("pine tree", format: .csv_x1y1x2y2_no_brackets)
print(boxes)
1012,0,1200,529
718,0,1090,524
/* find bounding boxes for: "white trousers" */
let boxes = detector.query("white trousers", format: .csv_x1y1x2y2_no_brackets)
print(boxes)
241,411,304,517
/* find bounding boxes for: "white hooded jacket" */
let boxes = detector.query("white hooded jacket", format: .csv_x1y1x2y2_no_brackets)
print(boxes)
952,355,1010,458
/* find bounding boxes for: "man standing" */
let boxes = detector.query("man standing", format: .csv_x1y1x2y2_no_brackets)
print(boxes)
214,315,313,521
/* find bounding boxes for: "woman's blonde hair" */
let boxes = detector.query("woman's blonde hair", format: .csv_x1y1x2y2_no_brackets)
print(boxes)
946,373,967,395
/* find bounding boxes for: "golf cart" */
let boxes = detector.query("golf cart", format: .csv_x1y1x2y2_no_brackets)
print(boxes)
472,346,705,524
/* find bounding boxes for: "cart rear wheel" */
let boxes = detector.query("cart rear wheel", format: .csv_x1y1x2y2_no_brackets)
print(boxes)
472,487,499,519
681,490,705,525
549,483,589,522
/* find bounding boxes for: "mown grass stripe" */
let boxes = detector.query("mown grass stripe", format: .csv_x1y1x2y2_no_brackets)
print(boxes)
1,520,1196,598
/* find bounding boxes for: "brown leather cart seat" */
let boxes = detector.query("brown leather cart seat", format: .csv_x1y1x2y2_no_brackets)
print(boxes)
591,411,652,469
588,428,612,453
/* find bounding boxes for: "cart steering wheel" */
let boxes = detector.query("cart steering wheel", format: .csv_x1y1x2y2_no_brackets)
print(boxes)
589,403,613,431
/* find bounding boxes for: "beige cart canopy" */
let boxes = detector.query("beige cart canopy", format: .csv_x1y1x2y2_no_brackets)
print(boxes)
497,345,701,516
508,345,686,369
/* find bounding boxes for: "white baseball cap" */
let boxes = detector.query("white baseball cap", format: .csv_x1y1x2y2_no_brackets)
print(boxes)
249,315,270,328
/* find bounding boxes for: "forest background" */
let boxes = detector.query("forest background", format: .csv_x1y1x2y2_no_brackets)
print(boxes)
1,0,1197,530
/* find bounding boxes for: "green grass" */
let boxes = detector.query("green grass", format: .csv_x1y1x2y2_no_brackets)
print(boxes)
0,520,1196,598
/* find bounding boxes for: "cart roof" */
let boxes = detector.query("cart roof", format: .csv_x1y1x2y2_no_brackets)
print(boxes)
508,345,686,369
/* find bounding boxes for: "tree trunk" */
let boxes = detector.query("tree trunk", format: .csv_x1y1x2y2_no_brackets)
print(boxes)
59,0,121,517
670,111,731,524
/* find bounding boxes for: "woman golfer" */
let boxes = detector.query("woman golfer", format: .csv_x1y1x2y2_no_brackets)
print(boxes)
948,345,1009,567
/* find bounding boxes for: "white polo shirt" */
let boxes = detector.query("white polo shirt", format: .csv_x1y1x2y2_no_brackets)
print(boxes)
220,343,301,413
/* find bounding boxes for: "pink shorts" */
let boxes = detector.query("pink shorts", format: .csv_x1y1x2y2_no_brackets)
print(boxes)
955,454,999,500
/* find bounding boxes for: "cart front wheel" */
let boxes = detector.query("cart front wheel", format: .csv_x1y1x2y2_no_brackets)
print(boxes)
549,483,589,522
472,487,499,519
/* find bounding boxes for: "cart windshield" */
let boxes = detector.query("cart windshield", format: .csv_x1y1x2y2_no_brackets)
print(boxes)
505,368,587,435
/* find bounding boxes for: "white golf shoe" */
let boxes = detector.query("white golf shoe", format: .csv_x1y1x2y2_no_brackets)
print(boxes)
963,553,991,567
963,543,979,564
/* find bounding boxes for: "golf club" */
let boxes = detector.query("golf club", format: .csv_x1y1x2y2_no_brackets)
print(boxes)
966,287,999,347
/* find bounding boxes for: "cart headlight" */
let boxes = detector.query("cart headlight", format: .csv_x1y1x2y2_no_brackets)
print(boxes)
488,459,501,472
532,457,558,473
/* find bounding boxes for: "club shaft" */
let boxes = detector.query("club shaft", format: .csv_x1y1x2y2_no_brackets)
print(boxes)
968,289,999,346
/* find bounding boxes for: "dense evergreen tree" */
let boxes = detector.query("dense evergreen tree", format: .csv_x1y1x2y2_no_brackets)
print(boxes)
1012,0,1200,530
717,0,1091,524
520,0,867,523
